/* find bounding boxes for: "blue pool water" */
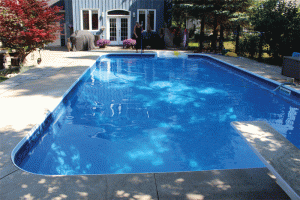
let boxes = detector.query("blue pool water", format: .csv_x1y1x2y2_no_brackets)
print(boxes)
13,54,300,175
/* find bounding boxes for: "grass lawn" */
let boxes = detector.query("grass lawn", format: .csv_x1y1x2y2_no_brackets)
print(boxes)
0,67,21,83
188,43,199,47
188,41,276,64
189,41,235,50
224,41,235,51
0,76,8,83
0,65,34,83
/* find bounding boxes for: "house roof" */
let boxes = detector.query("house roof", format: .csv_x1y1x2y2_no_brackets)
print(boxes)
48,0,64,10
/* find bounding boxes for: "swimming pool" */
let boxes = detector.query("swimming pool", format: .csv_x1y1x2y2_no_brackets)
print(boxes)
12,53,300,175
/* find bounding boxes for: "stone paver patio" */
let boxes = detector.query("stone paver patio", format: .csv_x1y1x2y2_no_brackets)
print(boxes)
0,46,293,199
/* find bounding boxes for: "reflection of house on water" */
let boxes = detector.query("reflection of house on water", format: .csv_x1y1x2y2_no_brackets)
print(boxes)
72,58,156,129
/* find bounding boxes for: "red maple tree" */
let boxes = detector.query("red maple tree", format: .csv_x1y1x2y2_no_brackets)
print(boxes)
0,0,63,64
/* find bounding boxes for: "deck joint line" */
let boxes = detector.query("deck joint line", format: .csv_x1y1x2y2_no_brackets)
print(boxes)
0,169,19,180
154,173,160,200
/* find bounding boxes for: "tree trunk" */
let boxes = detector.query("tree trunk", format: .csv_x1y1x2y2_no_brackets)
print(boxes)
235,25,240,54
212,15,218,52
219,24,224,52
19,53,27,66
258,32,263,62
199,15,205,52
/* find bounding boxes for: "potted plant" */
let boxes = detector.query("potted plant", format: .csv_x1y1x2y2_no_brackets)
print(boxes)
96,39,110,48
8,49,20,67
123,39,136,49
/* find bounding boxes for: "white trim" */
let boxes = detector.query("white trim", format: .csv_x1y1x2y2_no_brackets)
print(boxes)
106,16,109,41
64,23,67,45
80,9,100,31
137,9,156,32
80,10,83,31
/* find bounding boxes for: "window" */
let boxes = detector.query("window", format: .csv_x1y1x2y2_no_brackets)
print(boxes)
82,11,89,30
81,10,99,31
138,9,156,32
107,10,130,15
92,10,98,30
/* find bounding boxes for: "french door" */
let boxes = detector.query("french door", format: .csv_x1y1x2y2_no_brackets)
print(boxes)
108,16,129,45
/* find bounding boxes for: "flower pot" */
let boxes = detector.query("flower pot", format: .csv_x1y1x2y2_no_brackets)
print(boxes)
0,52,6,70
96,39,110,48
11,57,20,66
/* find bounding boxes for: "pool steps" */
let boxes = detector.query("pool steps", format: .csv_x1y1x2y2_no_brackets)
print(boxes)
273,82,298,95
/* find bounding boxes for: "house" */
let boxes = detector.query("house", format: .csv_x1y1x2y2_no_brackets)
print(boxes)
48,0,67,46
49,0,172,46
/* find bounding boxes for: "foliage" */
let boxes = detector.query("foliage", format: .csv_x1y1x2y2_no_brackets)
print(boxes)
250,0,300,59
238,32,267,58
123,39,136,48
0,75,9,83
172,0,253,29
0,67,20,79
0,0,63,64
224,41,236,51
96,39,110,47
171,4,188,27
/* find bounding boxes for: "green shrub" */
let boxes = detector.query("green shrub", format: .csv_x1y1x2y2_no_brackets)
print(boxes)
238,32,266,58
250,0,300,59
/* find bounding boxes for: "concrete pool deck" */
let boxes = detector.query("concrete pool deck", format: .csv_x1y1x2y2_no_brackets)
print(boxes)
232,121,300,200
0,46,293,199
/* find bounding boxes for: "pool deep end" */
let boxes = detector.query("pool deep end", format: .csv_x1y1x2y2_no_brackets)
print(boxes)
12,53,300,175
